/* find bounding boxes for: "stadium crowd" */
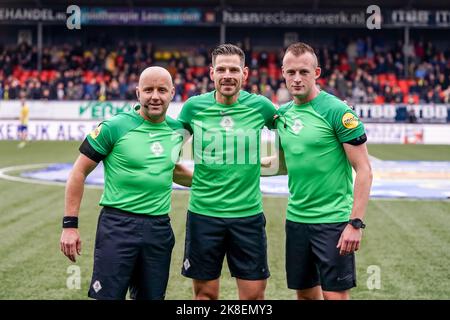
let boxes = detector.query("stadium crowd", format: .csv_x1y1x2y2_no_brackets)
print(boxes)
1,37,449,104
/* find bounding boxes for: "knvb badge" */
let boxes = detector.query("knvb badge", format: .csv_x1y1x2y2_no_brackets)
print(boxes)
220,116,234,131
151,142,164,156
291,119,304,134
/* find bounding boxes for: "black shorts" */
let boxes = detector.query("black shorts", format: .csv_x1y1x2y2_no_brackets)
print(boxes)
88,206,175,300
181,211,270,281
286,220,356,292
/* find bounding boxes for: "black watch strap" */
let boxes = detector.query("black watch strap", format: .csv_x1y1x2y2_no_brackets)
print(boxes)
349,218,366,229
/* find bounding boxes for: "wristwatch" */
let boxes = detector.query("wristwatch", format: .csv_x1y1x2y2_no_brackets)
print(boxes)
349,218,366,229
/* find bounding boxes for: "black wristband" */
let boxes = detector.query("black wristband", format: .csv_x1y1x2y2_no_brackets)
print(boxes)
62,216,78,228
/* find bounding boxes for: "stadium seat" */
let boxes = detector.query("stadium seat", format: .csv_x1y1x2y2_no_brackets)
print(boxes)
374,95,385,104
398,80,410,95
378,74,387,87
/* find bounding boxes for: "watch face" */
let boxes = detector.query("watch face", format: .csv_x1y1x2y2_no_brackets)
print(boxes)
351,219,363,228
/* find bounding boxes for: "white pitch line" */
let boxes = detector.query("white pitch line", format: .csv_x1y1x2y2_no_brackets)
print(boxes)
0,163,190,193
369,155,382,162
0,163,103,189
2,163,447,202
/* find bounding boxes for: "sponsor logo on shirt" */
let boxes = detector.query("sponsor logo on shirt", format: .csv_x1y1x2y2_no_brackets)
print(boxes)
90,124,102,139
342,112,359,129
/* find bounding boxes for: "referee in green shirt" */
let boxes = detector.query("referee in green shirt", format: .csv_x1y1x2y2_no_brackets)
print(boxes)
60,67,192,300
178,44,277,300
263,42,373,300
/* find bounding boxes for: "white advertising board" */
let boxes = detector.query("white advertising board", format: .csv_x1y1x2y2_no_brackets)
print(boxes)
1,120,449,144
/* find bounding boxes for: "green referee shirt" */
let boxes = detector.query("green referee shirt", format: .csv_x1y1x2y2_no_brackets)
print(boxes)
276,91,366,224
83,106,184,215
178,90,277,218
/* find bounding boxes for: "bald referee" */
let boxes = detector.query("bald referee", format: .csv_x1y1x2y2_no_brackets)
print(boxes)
60,66,192,300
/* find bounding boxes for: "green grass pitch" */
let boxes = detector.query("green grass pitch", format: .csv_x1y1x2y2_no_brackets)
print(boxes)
0,141,449,299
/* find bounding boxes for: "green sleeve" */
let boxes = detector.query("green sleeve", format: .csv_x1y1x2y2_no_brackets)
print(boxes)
86,112,143,155
166,115,190,144
257,95,277,129
166,116,185,131
86,122,114,155
277,102,292,116
177,99,194,134
331,102,365,143
274,102,293,128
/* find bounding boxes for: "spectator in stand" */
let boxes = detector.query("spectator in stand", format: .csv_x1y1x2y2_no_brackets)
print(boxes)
56,83,65,100
384,86,395,103
365,86,377,104
0,39,449,104
250,83,259,94
335,72,348,100
262,84,274,101
276,82,291,105
352,82,367,104
407,107,417,123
